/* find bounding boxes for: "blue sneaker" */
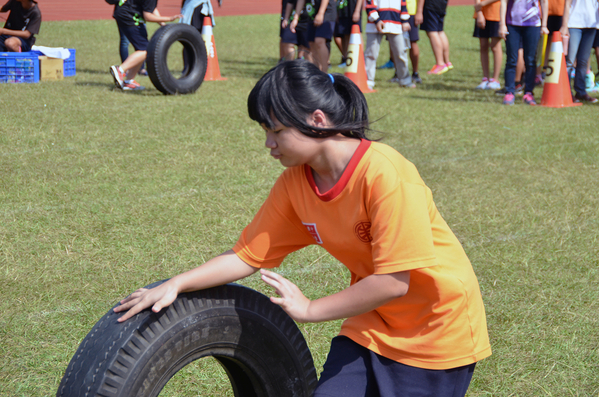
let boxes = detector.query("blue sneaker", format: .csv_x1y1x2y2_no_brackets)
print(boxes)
378,60,394,69
585,72,595,91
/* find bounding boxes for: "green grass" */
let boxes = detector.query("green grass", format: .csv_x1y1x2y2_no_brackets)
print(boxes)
1,7,599,396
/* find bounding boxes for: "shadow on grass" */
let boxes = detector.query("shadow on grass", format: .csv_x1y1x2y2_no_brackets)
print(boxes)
409,93,501,103
220,57,279,78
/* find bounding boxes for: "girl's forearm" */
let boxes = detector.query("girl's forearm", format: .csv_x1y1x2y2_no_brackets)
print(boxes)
171,250,259,294
305,272,409,323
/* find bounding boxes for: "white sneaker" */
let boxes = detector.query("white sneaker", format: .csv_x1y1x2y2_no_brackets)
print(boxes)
476,79,488,90
367,80,375,89
486,80,501,90
338,62,347,68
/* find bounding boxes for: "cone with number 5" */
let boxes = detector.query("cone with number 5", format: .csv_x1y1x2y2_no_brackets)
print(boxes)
541,31,580,107
344,24,375,93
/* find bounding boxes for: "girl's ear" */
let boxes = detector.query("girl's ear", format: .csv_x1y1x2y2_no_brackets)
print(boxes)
307,109,329,129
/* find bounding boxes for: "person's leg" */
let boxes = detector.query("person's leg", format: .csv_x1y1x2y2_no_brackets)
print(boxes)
313,337,376,397
2,36,22,52
521,25,541,95
480,38,490,80
573,29,597,97
439,30,450,65
388,33,412,86
504,25,520,96
365,33,383,84
427,31,445,66
408,15,420,76
566,28,582,79
491,37,503,82
310,37,329,72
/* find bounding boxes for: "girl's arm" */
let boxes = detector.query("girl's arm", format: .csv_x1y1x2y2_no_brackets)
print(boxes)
314,0,330,26
290,0,305,32
143,9,182,23
353,0,364,23
260,269,410,323
540,0,549,35
114,250,258,322
282,2,294,29
498,0,508,39
559,0,572,37
415,0,424,25
0,27,31,38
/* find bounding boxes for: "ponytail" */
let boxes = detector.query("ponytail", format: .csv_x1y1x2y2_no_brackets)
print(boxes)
248,60,371,140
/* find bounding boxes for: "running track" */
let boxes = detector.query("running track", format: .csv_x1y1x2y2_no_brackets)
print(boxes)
38,0,472,22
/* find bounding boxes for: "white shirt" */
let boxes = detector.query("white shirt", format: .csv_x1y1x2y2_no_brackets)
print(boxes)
567,0,599,28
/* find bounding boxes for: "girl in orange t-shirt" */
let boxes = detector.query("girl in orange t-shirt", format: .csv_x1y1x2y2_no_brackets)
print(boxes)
114,60,491,396
473,0,503,89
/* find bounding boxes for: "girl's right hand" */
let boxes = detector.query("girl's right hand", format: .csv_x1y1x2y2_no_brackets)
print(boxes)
113,281,180,322
498,24,508,40
476,13,486,29
282,19,289,29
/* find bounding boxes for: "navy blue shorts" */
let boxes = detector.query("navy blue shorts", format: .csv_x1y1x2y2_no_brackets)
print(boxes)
420,8,446,32
308,20,335,41
546,15,562,34
313,336,476,397
473,20,500,38
408,15,419,42
280,24,298,44
295,26,311,48
117,22,149,51
0,34,32,52
335,17,361,36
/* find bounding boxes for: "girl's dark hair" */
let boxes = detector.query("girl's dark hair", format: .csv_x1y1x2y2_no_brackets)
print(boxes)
248,59,370,140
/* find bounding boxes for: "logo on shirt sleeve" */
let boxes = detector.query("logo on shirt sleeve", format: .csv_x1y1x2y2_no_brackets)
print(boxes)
302,222,323,244
354,221,372,243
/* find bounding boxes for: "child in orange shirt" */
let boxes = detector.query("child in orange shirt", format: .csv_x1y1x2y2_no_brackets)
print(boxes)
474,0,503,90
114,60,491,396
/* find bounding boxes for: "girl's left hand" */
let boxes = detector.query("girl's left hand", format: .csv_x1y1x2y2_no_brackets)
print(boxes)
541,26,549,36
260,269,311,323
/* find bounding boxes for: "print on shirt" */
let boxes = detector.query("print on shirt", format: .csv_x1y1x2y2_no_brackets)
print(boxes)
302,222,323,244
354,221,372,243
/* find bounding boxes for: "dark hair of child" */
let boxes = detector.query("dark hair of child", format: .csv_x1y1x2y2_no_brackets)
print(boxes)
248,59,371,140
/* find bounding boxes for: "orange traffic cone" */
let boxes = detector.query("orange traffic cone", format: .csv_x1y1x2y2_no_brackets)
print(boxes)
541,31,580,107
201,16,226,81
344,24,375,93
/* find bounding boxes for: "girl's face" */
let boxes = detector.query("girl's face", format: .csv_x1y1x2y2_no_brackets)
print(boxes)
261,118,321,168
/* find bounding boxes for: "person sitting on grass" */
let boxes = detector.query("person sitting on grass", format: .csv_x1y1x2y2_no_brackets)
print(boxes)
0,0,41,53
109,0,181,91
113,59,492,397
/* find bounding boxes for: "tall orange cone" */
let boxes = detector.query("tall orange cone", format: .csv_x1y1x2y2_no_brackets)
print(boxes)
541,31,580,107
201,16,227,81
344,24,375,93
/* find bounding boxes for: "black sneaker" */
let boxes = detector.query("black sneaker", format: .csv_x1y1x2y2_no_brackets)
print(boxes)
574,93,598,103
515,82,524,96
412,72,422,84
495,86,508,95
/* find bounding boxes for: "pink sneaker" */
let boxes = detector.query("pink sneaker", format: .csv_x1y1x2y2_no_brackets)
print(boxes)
110,65,126,89
445,62,454,70
428,64,449,75
522,92,536,105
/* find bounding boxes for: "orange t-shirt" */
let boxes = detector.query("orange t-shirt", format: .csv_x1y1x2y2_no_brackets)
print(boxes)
473,0,500,22
233,140,492,370
548,0,564,16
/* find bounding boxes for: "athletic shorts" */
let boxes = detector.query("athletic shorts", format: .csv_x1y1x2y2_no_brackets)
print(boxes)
117,22,149,52
546,15,563,34
473,20,500,38
295,25,311,48
308,20,335,41
334,16,361,36
408,15,419,42
280,24,298,44
420,8,446,32
0,34,32,52
313,336,476,397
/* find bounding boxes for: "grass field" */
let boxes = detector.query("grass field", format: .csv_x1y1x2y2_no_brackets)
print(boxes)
1,7,599,396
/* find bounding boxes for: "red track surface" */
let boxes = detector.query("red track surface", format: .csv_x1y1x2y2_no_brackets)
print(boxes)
38,0,472,22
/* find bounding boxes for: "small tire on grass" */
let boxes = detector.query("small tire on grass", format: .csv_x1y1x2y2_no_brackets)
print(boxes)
147,23,208,95
56,282,318,397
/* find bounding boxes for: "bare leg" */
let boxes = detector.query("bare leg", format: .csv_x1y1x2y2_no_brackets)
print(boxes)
491,37,503,82
280,41,296,61
426,31,445,66
310,37,330,72
121,50,147,80
410,41,420,74
480,38,490,79
439,31,450,64
516,48,524,82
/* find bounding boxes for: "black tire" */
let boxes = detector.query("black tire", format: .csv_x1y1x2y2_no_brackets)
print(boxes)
56,282,318,397
147,24,208,95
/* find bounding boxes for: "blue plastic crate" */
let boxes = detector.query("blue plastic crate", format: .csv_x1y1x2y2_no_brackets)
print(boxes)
63,49,76,77
0,52,39,83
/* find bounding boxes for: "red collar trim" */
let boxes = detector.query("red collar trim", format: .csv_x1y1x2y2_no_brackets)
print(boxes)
304,139,371,202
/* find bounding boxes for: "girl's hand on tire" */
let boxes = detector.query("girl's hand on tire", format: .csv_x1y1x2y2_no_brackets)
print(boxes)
114,282,180,322
260,269,311,323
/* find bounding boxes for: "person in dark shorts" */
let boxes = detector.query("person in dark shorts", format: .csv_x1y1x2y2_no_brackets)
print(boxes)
334,0,363,67
0,0,41,52
415,0,452,75
473,0,502,90
109,0,182,91
291,0,337,71
281,0,311,61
